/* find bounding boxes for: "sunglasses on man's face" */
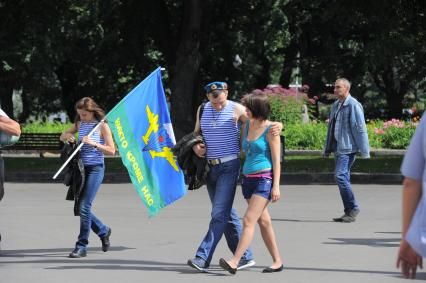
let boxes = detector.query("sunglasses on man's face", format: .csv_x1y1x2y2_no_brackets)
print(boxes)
208,90,225,99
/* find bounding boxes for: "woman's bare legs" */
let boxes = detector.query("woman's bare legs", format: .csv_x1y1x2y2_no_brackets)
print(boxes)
258,207,282,268
225,195,269,268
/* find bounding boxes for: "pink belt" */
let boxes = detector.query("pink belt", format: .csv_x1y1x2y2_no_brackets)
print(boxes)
245,171,272,179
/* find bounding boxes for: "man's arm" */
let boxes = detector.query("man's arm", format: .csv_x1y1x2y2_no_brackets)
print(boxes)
235,102,282,135
0,116,21,136
194,105,201,134
235,102,248,124
353,103,370,158
193,105,206,157
397,177,423,279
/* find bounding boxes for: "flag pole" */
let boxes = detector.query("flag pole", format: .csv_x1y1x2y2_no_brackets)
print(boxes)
52,120,105,180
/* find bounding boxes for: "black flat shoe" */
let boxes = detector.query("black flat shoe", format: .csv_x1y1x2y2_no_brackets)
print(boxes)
69,248,87,258
219,258,237,275
262,264,284,273
101,227,111,252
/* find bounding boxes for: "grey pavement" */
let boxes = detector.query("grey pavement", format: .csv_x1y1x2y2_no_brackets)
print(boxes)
0,182,423,282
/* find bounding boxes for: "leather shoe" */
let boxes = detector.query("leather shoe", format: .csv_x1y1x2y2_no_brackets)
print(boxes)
262,264,284,273
101,227,111,252
219,258,237,275
69,247,87,258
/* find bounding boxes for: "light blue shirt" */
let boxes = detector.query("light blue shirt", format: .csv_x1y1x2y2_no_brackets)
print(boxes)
324,95,370,158
401,112,426,257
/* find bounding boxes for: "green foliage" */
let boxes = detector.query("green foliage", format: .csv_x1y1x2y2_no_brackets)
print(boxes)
22,122,73,133
269,96,304,125
367,119,416,149
380,126,416,149
283,122,327,150
366,122,383,149
280,119,415,150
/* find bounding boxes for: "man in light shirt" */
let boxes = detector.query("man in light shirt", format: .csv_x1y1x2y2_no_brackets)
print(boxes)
0,107,21,247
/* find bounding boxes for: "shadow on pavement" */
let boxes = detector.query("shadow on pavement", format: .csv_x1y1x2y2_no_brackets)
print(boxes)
285,266,425,279
323,238,400,247
271,218,332,223
0,246,134,258
46,262,229,276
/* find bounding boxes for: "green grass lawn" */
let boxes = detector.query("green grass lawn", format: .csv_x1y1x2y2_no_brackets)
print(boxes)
5,155,403,174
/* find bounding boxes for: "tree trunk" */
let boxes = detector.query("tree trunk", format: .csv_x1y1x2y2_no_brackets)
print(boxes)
56,61,79,122
19,91,31,122
279,41,298,88
170,0,202,140
385,89,404,119
373,69,406,119
0,81,15,119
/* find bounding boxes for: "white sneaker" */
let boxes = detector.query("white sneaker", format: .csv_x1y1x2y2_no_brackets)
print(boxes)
237,259,256,270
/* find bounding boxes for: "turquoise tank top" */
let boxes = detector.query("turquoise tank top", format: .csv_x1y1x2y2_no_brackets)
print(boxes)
242,121,272,174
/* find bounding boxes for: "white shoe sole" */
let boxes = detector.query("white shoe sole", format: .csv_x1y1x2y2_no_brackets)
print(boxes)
237,260,256,270
187,260,208,272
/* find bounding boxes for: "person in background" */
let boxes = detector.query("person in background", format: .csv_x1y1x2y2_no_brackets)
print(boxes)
60,97,115,258
397,112,426,279
0,107,21,248
218,91,283,275
323,78,370,223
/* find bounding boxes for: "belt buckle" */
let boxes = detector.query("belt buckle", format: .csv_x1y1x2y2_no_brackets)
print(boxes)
210,159,220,165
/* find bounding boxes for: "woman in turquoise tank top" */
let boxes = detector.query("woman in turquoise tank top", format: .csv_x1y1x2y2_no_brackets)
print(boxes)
219,91,283,274
60,97,116,258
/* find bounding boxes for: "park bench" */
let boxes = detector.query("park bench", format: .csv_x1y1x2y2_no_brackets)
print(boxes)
4,133,63,152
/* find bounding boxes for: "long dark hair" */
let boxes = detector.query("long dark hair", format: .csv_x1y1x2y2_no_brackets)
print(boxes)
74,97,105,123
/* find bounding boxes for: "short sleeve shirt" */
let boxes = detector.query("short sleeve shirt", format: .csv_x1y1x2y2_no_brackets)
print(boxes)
401,113,426,180
401,112,426,257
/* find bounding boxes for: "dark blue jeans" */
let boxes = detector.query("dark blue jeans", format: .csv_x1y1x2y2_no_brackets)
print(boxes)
334,153,359,214
76,164,109,250
195,158,253,264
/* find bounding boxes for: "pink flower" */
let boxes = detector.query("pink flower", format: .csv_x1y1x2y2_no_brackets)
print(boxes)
383,119,404,129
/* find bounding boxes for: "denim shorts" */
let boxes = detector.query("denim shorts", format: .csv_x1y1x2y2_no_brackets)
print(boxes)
241,176,272,200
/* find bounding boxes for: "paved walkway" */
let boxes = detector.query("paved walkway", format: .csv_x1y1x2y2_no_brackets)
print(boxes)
0,183,423,282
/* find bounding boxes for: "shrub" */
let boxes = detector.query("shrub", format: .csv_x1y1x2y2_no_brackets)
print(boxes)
368,119,417,149
381,126,416,149
269,95,304,125
284,122,327,150
256,84,309,125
